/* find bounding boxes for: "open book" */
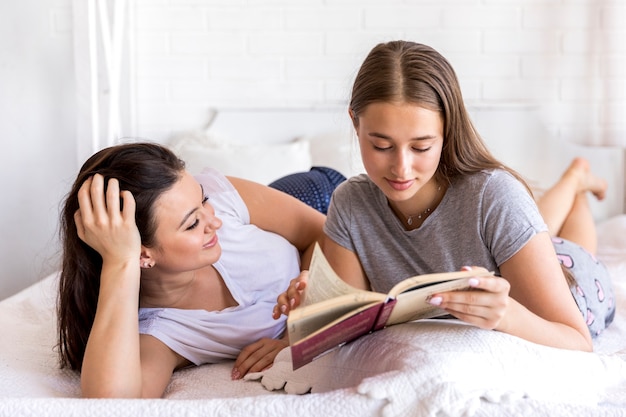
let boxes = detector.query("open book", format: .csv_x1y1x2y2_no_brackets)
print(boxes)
287,243,494,369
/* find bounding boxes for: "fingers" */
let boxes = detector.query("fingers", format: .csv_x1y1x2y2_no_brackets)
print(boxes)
429,276,511,330
77,174,130,225
74,174,140,260
74,209,85,242
232,338,288,380
105,176,121,215
89,174,107,218
120,189,136,222
272,273,308,319
76,176,94,223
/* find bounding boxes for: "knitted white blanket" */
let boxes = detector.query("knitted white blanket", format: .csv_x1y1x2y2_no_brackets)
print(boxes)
1,216,625,417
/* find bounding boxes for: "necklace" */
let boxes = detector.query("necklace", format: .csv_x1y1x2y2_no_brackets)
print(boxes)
405,185,442,226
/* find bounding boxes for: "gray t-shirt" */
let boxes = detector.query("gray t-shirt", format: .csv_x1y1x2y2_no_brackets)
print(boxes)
324,170,547,293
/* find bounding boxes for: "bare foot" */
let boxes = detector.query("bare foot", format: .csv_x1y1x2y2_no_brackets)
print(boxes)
566,157,607,200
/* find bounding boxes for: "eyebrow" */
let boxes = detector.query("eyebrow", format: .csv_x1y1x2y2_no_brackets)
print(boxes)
178,184,204,229
369,132,437,141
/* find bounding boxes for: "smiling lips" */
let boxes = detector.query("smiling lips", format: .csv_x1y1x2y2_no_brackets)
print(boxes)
203,234,218,249
387,178,415,191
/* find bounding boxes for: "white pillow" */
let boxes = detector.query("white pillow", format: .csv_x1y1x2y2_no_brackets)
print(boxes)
303,130,365,179
169,131,312,185
597,215,626,262
245,321,626,417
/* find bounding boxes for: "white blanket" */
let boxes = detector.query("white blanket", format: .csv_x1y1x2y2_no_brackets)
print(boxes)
1,215,626,417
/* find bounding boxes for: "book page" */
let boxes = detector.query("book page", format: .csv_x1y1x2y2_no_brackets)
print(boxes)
303,243,371,306
386,268,494,325
387,267,492,297
386,278,471,325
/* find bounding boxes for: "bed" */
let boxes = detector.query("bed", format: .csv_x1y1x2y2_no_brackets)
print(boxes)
1,108,625,417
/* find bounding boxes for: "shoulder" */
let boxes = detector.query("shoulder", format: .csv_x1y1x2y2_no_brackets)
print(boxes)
452,169,528,198
448,169,539,223
455,169,519,186
194,168,236,194
333,174,377,199
463,170,544,228
330,174,385,215
194,169,249,222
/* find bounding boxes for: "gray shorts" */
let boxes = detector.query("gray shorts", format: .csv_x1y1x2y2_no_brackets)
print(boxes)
553,237,616,337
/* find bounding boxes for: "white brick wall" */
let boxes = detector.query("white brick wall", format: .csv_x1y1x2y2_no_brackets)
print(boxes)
128,0,625,147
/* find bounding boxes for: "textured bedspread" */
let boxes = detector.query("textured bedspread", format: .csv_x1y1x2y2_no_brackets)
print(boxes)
1,216,626,417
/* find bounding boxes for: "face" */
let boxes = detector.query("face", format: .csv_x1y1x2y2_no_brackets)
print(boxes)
148,172,223,273
354,101,444,205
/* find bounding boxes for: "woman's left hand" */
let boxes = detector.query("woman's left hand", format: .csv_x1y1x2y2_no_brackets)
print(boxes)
428,266,512,330
231,337,289,380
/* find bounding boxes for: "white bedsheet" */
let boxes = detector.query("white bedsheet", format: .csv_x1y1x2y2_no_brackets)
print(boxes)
1,215,625,417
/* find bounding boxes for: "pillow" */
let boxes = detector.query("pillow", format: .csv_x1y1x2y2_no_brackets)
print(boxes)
597,215,626,263
169,131,312,185
245,320,626,417
303,130,365,179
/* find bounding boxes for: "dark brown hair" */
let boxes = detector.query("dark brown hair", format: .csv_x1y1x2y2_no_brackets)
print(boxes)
349,41,529,189
57,142,185,370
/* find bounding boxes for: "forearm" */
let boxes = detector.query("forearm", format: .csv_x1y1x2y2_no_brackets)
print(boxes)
81,261,142,397
299,240,318,270
498,298,592,352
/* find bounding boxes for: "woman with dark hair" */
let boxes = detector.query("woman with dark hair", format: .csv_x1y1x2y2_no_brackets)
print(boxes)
276,41,614,349
58,142,326,398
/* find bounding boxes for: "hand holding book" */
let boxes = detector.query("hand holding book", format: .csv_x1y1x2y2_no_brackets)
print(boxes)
277,243,494,369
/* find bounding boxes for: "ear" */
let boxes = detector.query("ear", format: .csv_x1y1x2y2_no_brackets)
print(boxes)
140,247,155,269
348,108,358,129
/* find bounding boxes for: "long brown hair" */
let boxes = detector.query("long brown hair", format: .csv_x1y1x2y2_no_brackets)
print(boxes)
349,41,529,189
57,142,185,370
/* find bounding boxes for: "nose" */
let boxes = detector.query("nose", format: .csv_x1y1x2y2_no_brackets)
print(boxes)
206,214,222,232
391,148,412,178
203,207,223,232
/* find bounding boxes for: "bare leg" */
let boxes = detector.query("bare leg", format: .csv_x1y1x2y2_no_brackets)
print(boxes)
535,158,607,255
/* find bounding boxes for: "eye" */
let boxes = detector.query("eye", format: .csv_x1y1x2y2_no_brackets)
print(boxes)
373,144,392,151
202,195,209,205
412,146,432,153
187,219,200,231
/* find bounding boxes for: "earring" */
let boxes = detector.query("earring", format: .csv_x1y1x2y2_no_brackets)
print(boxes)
142,262,153,269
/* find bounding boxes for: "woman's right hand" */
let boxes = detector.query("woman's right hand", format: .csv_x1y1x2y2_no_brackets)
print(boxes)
78,174,148,397
74,174,141,264
272,270,309,319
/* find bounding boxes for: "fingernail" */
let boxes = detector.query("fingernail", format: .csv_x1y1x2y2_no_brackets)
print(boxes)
290,298,295,308
231,368,240,380
428,296,442,306
462,266,472,271
468,278,479,287
280,304,287,313
295,281,301,290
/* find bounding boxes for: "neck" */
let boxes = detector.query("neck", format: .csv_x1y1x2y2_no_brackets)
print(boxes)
391,180,444,228
139,269,199,309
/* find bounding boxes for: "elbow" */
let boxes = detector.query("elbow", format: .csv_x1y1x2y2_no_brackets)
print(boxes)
81,380,144,399
81,388,135,399
568,323,593,352
581,331,593,353
82,384,164,399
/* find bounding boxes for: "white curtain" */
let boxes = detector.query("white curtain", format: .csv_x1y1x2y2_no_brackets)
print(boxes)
588,0,625,148
72,0,133,164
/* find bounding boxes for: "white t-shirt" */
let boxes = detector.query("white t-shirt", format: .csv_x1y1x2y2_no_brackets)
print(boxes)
139,168,299,365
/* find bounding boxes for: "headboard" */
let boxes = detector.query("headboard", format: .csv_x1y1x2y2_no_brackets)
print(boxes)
169,106,624,222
